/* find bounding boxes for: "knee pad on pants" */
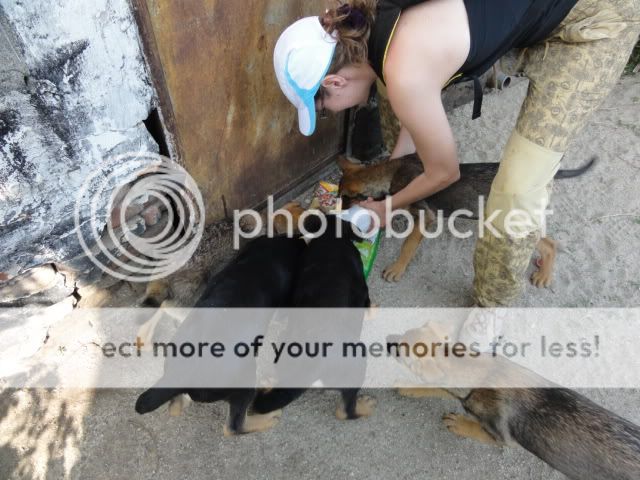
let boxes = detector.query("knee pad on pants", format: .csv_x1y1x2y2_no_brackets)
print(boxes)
486,131,563,236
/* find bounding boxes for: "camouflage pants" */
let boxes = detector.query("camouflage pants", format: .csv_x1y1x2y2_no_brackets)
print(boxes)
378,0,640,306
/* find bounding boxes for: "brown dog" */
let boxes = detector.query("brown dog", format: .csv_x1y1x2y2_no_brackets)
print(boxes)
389,323,640,480
338,154,594,285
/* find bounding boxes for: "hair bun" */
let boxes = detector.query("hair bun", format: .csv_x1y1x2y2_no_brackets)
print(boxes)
320,0,376,69
337,4,368,30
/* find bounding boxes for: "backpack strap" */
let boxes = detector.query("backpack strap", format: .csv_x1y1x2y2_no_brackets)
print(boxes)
443,73,483,120
368,0,403,82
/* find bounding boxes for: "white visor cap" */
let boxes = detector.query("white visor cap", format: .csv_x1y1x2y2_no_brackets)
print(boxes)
274,16,337,136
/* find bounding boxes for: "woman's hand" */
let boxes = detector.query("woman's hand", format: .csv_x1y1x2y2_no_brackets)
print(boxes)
359,197,389,229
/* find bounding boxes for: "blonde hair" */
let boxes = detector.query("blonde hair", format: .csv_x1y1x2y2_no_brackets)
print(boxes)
320,1,377,74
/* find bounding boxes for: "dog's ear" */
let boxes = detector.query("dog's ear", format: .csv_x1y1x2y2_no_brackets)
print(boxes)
337,155,365,174
343,220,365,242
328,215,365,243
273,202,305,235
322,215,345,238
302,213,366,242
302,211,326,236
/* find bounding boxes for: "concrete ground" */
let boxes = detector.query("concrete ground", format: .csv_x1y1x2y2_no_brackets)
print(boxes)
1,76,639,479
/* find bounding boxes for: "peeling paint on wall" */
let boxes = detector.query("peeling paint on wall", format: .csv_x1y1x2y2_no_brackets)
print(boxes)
0,0,158,277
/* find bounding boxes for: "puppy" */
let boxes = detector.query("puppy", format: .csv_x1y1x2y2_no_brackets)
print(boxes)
252,214,376,420
135,235,306,436
389,324,640,480
339,154,595,284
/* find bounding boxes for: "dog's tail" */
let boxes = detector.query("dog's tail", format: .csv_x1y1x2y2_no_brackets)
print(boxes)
252,389,306,414
135,387,182,414
554,156,597,179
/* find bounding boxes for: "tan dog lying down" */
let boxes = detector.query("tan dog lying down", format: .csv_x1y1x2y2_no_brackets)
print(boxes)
389,322,640,480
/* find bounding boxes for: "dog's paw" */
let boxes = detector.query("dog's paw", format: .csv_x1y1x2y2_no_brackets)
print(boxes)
364,304,379,321
531,271,551,288
354,395,377,418
443,413,499,444
383,262,407,282
396,387,433,398
336,395,377,420
442,413,470,436
531,259,552,288
168,394,190,417
224,410,283,437
250,409,283,433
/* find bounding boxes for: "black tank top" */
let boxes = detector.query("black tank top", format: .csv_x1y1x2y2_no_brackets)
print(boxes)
367,0,578,118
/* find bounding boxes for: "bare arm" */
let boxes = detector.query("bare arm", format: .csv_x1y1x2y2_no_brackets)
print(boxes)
390,125,417,159
359,0,469,227
386,77,460,210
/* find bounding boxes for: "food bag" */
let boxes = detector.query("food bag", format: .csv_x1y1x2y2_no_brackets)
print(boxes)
311,181,382,279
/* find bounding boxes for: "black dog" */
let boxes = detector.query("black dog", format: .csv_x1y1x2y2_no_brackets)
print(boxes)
252,214,376,420
135,235,306,436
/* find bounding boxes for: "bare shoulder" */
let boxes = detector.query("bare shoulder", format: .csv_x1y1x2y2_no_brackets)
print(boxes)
384,0,471,88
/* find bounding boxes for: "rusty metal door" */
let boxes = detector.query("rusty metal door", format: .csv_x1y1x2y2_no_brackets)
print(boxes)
132,0,344,222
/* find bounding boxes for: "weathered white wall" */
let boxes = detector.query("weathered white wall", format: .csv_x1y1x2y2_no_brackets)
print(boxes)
0,0,157,278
